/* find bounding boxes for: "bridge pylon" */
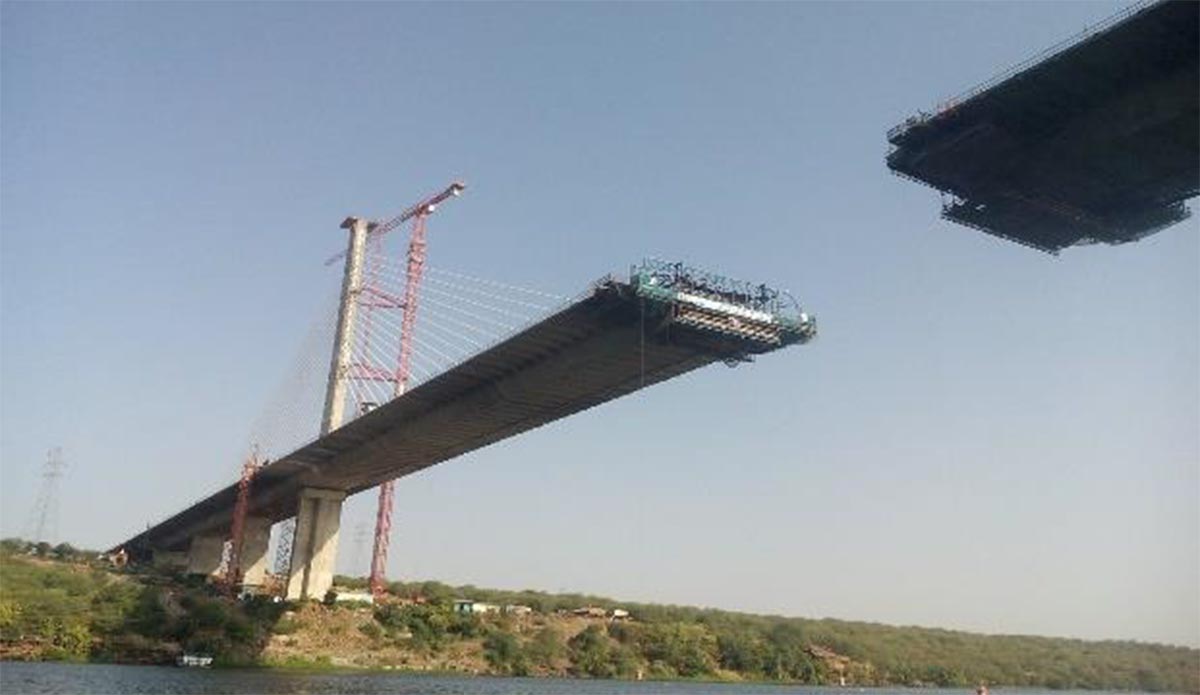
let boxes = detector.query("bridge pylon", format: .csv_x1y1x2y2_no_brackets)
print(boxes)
279,216,369,600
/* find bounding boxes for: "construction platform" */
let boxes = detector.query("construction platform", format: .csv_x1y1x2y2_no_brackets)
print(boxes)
886,0,1198,253
118,261,815,559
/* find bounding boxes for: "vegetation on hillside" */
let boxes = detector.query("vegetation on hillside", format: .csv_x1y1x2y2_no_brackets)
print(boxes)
0,539,283,665
1,540,1196,692
335,575,1197,691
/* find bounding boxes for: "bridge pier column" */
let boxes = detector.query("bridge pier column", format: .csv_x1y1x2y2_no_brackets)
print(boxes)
285,488,345,600
186,534,225,577
240,516,272,588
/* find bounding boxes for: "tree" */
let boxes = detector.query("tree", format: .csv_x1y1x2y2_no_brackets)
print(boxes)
416,581,454,605
0,600,22,639
526,626,565,668
447,611,482,638
630,623,717,678
569,625,615,678
373,603,452,651
0,538,30,555
483,630,527,675
55,620,92,657
717,630,768,675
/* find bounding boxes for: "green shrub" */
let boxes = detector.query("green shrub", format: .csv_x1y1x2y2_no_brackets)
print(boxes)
526,626,564,667
447,611,482,638
483,630,527,675
272,617,301,635
569,625,616,678
224,615,255,643
358,621,383,641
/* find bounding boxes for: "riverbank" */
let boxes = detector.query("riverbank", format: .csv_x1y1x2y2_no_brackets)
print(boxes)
1,545,1196,692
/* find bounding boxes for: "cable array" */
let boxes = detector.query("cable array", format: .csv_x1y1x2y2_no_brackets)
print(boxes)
224,290,339,577
340,257,569,415
242,293,340,465
257,259,565,577
237,261,565,468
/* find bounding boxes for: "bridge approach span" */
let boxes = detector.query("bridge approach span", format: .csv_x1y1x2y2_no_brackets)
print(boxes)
121,267,814,561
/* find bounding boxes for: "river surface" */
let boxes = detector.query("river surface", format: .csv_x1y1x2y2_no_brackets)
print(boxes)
0,663,1155,695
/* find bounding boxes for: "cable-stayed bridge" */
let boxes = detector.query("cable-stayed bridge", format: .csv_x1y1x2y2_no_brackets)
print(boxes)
114,216,816,601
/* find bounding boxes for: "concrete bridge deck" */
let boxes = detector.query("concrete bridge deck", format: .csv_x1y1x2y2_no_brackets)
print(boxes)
119,272,814,562
887,0,1198,253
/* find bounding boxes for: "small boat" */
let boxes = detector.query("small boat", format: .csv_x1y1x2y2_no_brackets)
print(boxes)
176,654,214,668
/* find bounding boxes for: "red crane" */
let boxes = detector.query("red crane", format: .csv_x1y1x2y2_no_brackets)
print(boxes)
225,446,263,593
366,181,465,597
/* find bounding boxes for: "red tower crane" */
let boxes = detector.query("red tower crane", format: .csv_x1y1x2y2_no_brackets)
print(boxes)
366,181,465,597
225,446,263,593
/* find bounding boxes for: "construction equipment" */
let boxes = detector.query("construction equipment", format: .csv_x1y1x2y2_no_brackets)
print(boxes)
364,182,466,597
324,182,465,267
224,446,262,592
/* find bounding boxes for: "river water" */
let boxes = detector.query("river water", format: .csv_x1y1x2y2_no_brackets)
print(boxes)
0,663,1152,695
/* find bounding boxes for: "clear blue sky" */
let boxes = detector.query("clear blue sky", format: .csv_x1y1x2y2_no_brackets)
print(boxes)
2,2,1196,647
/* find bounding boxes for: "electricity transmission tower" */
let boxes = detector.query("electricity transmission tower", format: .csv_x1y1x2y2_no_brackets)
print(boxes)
26,448,66,544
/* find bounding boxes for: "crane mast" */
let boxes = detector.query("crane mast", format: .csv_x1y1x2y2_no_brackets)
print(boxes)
224,446,262,593
368,181,464,596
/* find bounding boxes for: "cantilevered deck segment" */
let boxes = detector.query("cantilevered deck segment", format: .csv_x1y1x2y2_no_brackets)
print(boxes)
887,0,1198,253
119,263,815,559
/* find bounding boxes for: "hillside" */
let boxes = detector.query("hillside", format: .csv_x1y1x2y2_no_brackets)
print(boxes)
0,542,1196,691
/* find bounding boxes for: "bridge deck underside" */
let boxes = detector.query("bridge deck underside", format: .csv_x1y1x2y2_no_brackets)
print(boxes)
123,281,780,556
886,0,1198,252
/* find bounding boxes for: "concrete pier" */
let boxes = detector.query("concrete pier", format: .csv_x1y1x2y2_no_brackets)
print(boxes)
285,488,345,600
240,516,272,587
186,534,225,577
